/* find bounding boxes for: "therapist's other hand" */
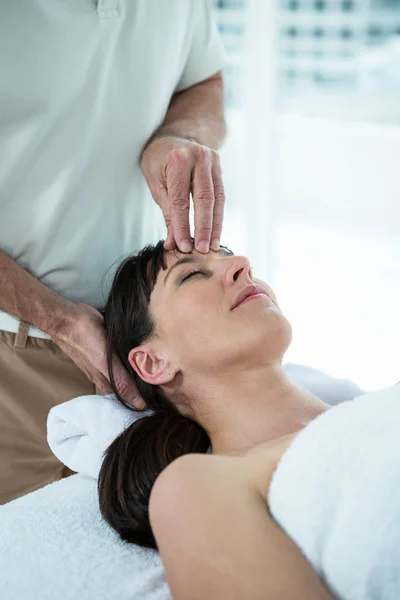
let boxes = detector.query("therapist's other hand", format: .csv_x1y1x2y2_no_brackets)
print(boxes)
141,136,225,253
53,303,146,410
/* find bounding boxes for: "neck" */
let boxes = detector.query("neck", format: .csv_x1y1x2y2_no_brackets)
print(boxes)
188,363,329,456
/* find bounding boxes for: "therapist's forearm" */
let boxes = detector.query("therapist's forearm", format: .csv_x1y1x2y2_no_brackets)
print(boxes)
0,249,73,337
144,71,226,151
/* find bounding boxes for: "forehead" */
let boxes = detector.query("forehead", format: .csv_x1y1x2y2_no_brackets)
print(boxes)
152,246,233,290
164,246,233,269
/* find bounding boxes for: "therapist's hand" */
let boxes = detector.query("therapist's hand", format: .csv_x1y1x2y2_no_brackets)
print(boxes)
141,135,225,253
53,303,146,410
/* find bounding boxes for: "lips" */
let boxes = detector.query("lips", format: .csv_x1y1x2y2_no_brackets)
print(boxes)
231,284,269,310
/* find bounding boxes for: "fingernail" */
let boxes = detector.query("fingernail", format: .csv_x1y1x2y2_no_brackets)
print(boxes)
179,240,192,253
211,239,220,251
196,241,209,253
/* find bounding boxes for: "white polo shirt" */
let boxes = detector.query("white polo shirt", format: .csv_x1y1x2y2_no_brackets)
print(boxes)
0,0,226,309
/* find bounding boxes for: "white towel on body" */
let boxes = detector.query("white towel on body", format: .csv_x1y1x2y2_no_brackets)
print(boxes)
47,362,364,479
269,384,400,600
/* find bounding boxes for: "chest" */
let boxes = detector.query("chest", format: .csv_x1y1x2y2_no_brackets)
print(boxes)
0,1,191,126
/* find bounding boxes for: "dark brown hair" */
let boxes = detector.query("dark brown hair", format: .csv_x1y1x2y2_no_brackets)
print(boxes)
98,241,216,550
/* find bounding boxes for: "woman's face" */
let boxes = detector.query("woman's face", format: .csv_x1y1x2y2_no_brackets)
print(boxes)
148,248,292,378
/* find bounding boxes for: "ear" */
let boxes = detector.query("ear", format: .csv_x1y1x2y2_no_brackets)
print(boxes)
128,346,178,386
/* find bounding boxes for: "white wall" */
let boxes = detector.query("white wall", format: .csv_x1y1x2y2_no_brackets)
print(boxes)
221,110,400,240
276,116,400,236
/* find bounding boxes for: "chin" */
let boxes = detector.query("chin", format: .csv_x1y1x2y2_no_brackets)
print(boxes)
227,313,293,367
257,313,292,359
279,317,293,356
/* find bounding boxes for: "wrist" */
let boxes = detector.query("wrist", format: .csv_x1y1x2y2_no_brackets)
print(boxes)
151,131,199,145
48,299,81,342
141,129,199,162
52,301,104,347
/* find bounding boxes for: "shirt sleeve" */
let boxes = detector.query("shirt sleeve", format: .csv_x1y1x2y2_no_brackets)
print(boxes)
175,0,228,92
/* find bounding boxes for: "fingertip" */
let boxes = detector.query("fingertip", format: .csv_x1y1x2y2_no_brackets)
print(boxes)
195,240,209,254
210,239,220,252
179,239,193,253
130,396,146,410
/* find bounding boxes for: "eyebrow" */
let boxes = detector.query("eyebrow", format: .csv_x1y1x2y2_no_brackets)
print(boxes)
163,248,232,286
164,256,196,285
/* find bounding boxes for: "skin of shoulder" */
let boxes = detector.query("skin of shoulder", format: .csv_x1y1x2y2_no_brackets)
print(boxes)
171,432,298,506
236,433,298,504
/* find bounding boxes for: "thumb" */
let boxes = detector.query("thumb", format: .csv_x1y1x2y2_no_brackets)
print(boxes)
164,222,176,251
111,355,146,410
151,186,177,251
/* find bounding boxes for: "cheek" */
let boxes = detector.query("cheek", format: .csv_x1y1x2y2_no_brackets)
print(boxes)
163,293,219,343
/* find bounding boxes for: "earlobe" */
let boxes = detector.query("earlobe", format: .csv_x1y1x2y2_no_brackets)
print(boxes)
128,347,177,385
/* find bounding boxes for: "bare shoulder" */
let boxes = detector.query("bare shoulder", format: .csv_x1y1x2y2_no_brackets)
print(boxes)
240,434,298,503
152,434,297,508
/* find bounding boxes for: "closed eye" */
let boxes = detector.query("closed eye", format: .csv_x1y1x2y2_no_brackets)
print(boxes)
180,270,205,283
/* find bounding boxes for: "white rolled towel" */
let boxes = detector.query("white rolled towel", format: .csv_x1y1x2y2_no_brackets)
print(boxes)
269,384,400,600
47,363,364,479
47,394,152,479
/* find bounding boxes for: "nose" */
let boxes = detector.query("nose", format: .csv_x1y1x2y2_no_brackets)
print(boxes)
224,255,252,286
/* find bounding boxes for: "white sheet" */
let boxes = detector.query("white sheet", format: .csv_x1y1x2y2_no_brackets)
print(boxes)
0,473,170,600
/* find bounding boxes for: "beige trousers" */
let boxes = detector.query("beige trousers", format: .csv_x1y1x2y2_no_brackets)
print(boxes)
0,321,96,505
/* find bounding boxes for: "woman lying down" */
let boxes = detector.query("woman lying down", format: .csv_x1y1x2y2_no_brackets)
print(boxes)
98,241,400,600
